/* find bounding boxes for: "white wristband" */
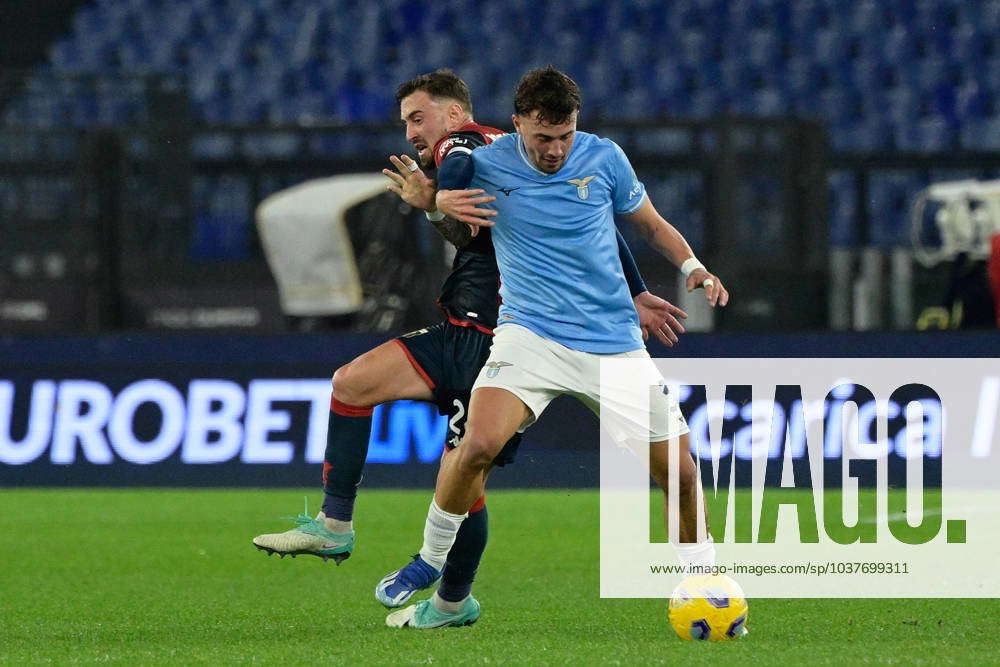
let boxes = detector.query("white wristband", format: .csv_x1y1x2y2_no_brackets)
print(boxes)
680,257,705,277
425,209,446,222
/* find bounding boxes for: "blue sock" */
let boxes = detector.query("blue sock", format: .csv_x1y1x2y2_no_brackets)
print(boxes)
322,495,355,525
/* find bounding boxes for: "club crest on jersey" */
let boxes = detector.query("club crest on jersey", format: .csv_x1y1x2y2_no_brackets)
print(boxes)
568,175,596,200
485,361,513,378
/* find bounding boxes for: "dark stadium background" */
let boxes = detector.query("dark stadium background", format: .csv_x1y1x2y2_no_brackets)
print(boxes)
2,0,999,487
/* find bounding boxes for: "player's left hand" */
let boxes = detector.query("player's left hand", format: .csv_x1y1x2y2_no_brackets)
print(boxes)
633,291,687,347
382,154,436,212
686,269,729,307
436,189,498,227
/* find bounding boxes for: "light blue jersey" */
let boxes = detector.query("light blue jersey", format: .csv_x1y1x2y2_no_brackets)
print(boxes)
470,131,646,353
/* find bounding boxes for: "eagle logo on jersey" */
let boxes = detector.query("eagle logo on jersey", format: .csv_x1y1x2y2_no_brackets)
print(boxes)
485,361,513,378
567,175,596,200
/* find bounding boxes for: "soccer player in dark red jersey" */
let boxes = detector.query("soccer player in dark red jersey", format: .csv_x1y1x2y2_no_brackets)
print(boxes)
253,70,687,617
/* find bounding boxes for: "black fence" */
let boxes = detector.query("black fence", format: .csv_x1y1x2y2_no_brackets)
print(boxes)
0,114,830,333
2,77,999,334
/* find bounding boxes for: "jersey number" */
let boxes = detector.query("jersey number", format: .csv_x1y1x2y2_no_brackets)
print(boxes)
448,398,466,447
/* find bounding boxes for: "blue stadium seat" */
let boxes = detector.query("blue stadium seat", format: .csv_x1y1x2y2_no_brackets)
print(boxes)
7,0,1000,260
848,57,895,96
955,81,989,121
894,114,955,151
788,0,828,34
687,88,724,118
677,29,708,68
752,87,786,115
781,57,819,100
959,117,1000,150
811,26,850,65
847,0,887,38
882,88,920,127
745,29,780,69
913,56,949,94
48,39,82,71
950,24,989,62
879,25,916,63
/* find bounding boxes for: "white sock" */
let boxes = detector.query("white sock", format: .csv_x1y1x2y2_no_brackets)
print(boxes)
673,536,716,574
323,516,352,534
318,511,352,534
418,500,467,571
431,591,466,614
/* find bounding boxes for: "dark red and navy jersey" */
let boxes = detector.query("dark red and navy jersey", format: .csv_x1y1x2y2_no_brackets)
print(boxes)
431,122,505,333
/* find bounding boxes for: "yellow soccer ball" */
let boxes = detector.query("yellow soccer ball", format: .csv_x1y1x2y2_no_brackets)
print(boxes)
668,574,749,641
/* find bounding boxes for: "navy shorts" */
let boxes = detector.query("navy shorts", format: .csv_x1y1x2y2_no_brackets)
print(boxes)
394,321,522,467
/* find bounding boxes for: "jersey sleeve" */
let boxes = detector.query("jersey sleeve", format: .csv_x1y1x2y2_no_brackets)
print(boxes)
437,150,475,190
616,228,648,297
609,141,646,215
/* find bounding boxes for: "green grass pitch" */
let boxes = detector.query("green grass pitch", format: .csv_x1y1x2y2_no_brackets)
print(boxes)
1,488,996,664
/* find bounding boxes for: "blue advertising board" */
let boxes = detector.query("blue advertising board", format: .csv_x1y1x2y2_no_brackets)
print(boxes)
1,331,997,487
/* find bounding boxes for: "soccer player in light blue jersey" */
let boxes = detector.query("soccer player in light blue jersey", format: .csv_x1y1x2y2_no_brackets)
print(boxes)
385,67,729,630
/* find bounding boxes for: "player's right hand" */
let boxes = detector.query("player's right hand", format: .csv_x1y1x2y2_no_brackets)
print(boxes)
436,189,498,227
382,154,437,212
686,268,729,307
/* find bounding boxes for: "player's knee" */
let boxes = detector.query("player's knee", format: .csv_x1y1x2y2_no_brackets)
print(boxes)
456,431,501,472
332,361,371,407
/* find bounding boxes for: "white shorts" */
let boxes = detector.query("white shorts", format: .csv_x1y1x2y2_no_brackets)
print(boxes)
472,323,689,443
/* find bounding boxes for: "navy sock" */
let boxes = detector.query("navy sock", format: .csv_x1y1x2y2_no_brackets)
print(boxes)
321,397,373,521
438,499,488,602
322,495,355,525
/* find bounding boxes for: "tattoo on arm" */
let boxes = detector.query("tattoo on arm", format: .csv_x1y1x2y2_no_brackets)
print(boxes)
429,216,473,248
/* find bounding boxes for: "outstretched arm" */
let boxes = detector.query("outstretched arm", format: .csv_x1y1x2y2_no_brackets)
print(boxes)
625,196,729,307
382,154,473,248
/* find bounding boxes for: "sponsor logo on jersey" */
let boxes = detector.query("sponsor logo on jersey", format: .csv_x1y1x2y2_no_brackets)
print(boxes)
485,361,513,378
436,138,455,158
628,169,641,199
568,175,596,200
498,187,520,196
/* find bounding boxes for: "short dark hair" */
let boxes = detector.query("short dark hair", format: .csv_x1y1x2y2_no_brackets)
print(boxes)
395,69,473,115
513,66,581,125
